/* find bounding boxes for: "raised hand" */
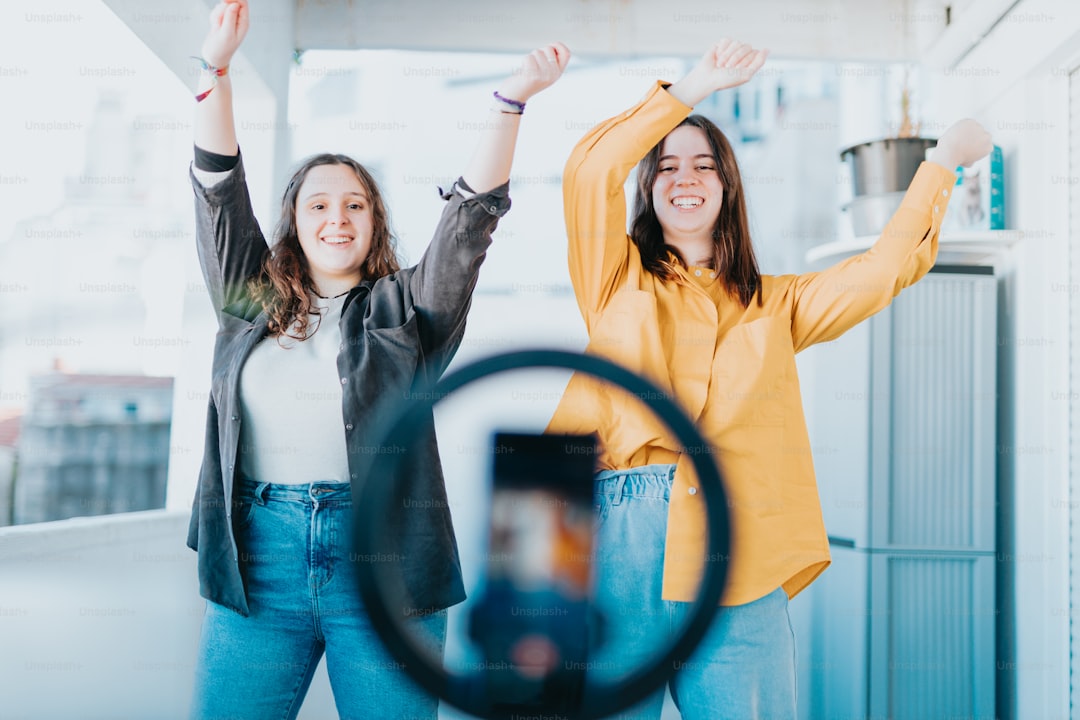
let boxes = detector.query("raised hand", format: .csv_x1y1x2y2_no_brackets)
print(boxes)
496,42,571,104
929,119,993,170
201,0,249,68
194,0,247,154
668,39,769,108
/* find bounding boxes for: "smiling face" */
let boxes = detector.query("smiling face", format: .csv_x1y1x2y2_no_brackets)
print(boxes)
650,125,725,250
629,116,761,305
293,163,375,294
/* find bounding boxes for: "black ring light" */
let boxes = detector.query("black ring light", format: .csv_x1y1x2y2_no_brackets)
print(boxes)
354,349,729,720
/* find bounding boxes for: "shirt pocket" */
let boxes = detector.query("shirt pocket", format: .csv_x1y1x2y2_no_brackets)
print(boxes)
710,316,796,428
365,310,422,389
587,290,659,372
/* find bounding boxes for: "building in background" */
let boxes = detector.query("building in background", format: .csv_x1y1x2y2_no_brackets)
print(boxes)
0,409,19,526
13,372,172,525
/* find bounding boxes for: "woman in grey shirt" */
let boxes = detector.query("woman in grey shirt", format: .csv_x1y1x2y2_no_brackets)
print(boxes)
185,1,569,718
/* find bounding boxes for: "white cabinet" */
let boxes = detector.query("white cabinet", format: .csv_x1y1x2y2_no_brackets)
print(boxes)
798,268,999,720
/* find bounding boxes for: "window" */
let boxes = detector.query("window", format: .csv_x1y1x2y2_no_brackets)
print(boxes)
0,0,191,524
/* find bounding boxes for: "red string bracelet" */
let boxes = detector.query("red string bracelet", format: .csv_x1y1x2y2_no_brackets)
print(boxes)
192,56,229,102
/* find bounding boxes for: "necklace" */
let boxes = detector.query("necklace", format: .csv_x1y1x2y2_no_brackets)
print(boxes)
314,289,351,300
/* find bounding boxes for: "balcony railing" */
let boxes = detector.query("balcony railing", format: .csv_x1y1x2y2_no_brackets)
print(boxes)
0,509,345,719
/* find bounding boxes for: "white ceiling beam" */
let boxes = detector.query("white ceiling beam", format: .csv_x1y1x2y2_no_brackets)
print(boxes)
295,0,949,63
100,0,294,100
920,0,1023,69
101,0,297,201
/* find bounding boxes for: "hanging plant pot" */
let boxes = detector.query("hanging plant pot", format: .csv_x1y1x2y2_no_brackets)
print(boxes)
840,137,937,197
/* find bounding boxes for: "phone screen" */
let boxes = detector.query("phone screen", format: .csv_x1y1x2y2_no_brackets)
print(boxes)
467,431,600,713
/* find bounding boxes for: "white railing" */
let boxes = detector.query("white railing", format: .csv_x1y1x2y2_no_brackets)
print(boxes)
0,510,337,719
1,510,203,718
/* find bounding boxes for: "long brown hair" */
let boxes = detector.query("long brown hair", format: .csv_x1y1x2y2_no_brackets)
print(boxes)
250,154,400,340
629,115,762,307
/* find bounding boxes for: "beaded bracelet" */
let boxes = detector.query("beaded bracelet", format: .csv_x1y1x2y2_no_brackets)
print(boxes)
191,56,229,103
492,90,525,114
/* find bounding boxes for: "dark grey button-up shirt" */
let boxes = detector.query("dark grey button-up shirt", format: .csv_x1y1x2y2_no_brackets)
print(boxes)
187,155,510,617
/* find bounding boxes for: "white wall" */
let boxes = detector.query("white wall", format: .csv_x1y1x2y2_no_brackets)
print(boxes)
922,1,1080,717
0,511,203,718
0,510,354,719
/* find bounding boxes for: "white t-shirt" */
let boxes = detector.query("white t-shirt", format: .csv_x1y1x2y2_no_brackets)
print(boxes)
194,164,350,485
236,293,350,485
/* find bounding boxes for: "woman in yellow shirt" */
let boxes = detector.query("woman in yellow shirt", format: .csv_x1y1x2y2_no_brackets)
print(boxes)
547,40,992,718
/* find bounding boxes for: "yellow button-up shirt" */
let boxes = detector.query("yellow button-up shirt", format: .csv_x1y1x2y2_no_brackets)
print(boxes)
547,82,957,606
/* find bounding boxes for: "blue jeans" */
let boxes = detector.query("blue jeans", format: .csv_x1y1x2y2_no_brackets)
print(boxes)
589,464,797,720
190,478,445,720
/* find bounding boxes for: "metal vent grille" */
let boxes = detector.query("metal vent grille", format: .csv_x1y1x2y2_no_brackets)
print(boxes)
887,556,977,718
877,275,997,552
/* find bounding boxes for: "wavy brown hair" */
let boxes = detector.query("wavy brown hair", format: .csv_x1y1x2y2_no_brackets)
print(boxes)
630,115,762,307
249,154,400,340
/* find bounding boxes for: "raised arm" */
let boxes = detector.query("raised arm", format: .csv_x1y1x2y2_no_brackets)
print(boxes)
787,118,992,352
562,87,686,324
194,0,245,155
409,45,570,376
461,43,570,193
190,0,268,322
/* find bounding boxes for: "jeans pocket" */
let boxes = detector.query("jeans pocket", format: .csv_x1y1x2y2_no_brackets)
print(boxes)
593,492,614,534
232,498,258,532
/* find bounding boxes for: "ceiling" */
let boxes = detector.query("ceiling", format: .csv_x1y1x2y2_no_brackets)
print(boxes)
103,0,1019,94
98,0,1020,195
293,0,950,62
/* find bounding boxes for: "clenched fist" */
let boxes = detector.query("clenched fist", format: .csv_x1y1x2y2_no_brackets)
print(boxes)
201,0,249,69
496,42,572,104
930,119,993,170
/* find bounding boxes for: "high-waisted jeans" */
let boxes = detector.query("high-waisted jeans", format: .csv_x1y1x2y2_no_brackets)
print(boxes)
190,477,445,720
589,464,797,720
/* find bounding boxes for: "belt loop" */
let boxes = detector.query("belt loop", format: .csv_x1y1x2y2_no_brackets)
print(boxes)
254,481,269,505
611,476,626,506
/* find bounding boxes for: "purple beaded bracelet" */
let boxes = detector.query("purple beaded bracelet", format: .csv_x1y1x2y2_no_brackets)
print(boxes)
492,91,526,114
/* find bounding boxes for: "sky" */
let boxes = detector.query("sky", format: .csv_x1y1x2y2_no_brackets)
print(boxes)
0,0,192,242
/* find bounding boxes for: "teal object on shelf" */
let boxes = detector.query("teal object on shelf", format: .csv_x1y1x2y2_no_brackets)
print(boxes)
942,144,1005,231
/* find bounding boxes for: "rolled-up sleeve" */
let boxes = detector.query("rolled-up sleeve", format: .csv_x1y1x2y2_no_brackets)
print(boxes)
190,152,269,322
563,83,692,326
409,176,511,372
